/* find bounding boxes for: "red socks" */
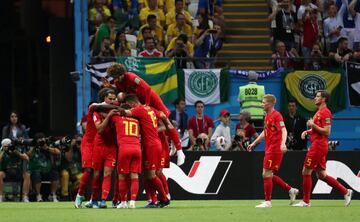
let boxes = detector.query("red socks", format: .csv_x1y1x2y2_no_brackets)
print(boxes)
272,175,291,191
303,175,312,204
78,170,92,196
167,128,182,151
118,179,128,202
263,177,273,201
148,177,168,202
158,173,169,195
101,175,111,200
91,176,101,201
323,175,348,195
112,176,119,202
130,178,139,201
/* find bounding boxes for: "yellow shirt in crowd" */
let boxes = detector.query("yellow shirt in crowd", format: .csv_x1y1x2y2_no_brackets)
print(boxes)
139,7,166,26
166,23,192,43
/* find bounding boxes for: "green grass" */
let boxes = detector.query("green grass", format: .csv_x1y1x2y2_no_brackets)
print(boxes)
0,200,359,222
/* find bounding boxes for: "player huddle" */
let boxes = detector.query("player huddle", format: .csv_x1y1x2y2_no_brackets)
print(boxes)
74,63,185,209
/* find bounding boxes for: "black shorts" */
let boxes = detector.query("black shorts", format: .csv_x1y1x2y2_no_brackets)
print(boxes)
31,170,59,184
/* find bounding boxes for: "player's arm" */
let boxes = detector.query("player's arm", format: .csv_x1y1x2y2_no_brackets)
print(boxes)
95,109,119,133
158,119,166,132
90,103,119,112
307,118,331,136
280,127,287,153
247,131,264,152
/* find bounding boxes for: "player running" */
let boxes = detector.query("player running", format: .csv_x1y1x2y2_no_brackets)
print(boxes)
247,94,298,208
292,90,353,207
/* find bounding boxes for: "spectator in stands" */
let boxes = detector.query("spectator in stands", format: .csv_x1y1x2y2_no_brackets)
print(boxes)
336,0,356,50
169,98,188,138
332,37,353,64
113,30,131,57
88,0,112,35
235,111,258,143
137,26,154,52
92,37,116,63
139,0,165,11
188,100,214,151
193,13,210,42
138,37,163,57
0,138,30,202
112,0,140,35
211,109,232,151
91,16,116,53
302,8,320,69
166,0,192,27
2,111,28,141
197,0,224,32
60,135,83,200
309,43,326,70
139,0,166,26
166,13,193,44
349,0,360,51
165,34,192,68
27,132,61,202
271,40,298,69
323,2,347,53
138,14,165,48
283,99,307,150
193,24,223,68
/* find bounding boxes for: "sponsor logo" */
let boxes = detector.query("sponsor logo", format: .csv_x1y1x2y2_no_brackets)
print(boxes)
163,156,232,194
188,71,218,98
313,160,360,193
299,74,326,99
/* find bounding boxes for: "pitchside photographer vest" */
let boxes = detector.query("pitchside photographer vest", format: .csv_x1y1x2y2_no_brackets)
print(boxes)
239,83,265,120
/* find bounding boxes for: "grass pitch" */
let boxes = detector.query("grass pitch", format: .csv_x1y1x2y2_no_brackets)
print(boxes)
0,200,359,222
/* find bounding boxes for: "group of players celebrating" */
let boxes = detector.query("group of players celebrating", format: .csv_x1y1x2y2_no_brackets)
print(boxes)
247,91,353,208
74,63,185,209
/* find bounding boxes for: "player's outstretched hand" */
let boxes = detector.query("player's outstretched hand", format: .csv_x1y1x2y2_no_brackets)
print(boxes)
247,143,255,152
301,131,307,140
176,149,185,166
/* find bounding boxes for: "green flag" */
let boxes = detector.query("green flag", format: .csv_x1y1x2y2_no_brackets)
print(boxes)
117,57,178,104
281,69,346,117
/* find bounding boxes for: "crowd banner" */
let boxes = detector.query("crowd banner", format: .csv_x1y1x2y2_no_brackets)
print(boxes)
346,62,360,107
178,69,229,105
86,57,178,104
281,70,346,117
229,68,284,79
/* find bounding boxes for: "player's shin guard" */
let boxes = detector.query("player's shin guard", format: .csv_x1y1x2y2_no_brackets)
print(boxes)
91,176,101,201
130,178,139,201
272,175,291,191
322,175,348,195
263,177,273,201
303,175,312,204
158,173,169,195
118,179,128,202
167,128,182,151
149,176,168,202
101,175,111,200
78,170,92,196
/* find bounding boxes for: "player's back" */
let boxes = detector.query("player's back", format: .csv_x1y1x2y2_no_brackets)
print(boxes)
112,115,141,146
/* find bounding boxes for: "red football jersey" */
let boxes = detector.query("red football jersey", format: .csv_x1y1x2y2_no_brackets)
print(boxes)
130,105,161,146
112,115,140,146
310,107,332,146
264,110,285,154
114,72,152,101
82,107,97,143
188,116,214,138
93,111,117,147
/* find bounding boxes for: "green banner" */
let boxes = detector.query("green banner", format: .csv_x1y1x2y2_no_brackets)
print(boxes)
117,57,178,104
281,69,346,117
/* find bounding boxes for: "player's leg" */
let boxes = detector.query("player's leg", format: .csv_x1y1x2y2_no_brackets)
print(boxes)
144,169,169,207
100,166,114,208
22,171,30,202
255,168,273,208
0,171,5,202
292,166,313,207
316,169,353,206
75,167,92,208
117,173,129,208
112,169,119,208
128,172,139,208
156,168,170,199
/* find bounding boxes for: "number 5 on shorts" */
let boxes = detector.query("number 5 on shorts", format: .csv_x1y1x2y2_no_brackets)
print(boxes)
306,158,312,167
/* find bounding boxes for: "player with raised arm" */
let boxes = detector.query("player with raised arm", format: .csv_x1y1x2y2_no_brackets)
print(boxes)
247,94,298,208
292,90,353,207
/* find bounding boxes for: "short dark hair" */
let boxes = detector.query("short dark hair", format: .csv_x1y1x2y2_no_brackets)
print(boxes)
316,90,330,102
98,88,116,102
34,132,46,141
107,16,116,22
144,37,155,43
147,14,157,22
175,0,183,4
177,33,188,44
194,100,204,107
124,93,140,103
141,26,151,35
288,99,297,105
173,98,185,106
120,103,132,109
338,37,348,46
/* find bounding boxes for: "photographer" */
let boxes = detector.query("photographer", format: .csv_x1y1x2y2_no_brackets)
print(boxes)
166,34,193,68
0,138,30,202
230,129,248,151
309,43,325,70
60,135,83,200
27,133,61,202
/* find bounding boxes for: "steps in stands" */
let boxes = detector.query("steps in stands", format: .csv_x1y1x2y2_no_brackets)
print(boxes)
217,0,272,70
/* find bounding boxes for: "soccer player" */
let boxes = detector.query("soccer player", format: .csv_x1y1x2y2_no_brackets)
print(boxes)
292,90,353,207
247,94,298,208
91,88,119,208
121,94,170,208
105,63,185,166
112,104,142,209
74,102,97,208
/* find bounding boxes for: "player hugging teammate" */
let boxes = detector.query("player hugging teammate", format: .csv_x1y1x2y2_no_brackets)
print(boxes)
74,63,185,209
